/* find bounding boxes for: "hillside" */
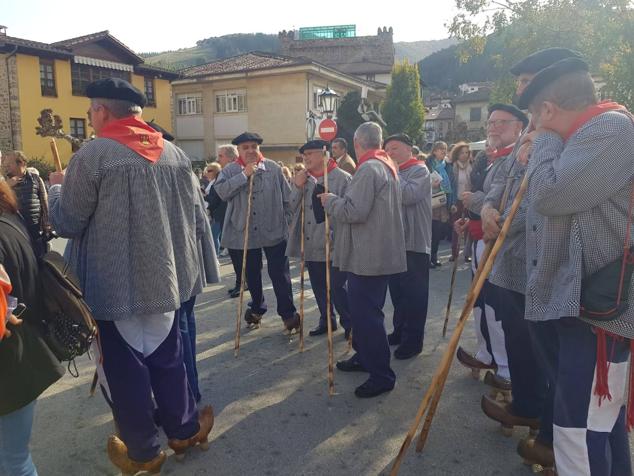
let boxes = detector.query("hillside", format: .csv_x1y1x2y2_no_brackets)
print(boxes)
395,38,456,64
142,33,455,71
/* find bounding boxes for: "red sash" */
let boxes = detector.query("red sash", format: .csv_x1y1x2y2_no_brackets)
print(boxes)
399,158,424,171
563,101,627,142
236,152,265,168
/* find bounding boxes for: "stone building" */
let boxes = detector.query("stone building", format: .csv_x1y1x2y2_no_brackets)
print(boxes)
172,51,385,163
0,27,177,162
278,26,395,85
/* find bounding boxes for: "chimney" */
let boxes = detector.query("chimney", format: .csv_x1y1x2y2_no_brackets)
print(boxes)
0,26,7,36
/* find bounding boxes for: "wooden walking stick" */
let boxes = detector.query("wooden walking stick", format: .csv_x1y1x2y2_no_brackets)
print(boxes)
442,210,467,337
299,192,306,352
49,139,63,173
389,175,528,476
234,174,255,357
323,147,335,396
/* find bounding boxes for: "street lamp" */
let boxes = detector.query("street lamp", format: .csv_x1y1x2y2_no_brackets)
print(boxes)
318,86,339,117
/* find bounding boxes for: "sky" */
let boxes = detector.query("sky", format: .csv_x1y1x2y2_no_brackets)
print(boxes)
3,0,458,53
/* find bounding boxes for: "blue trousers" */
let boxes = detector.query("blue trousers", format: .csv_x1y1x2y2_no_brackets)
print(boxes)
347,273,395,388
491,284,547,419
306,261,351,330
96,317,199,462
211,220,222,255
177,296,201,402
0,401,38,476
388,251,430,348
230,241,296,321
534,318,631,476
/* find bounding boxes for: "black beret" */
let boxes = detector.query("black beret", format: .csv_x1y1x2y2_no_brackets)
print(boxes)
86,78,147,107
232,132,263,145
299,139,329,154
383,133,413,147
488,103,529,128
147,121,175,142
509,47,583,76
517,57,590,110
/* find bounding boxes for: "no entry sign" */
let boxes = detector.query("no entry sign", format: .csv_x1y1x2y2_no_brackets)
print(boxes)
318,118,338,141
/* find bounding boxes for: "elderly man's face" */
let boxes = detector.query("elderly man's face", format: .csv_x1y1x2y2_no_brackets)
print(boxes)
302,149,325,173
486,111,523,149
217,150,234,168
238,141,260,164
384,140,411,164
331,142,345,159
1,154,20,178
515,73,535,97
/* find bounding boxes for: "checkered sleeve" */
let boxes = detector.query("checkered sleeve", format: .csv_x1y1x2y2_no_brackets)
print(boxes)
529,116,634,216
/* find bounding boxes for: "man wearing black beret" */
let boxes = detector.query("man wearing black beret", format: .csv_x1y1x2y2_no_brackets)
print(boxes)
456,103,525,396
215,132,300,331
479,48,588,470
383,133,432,360
518,57,634,475
286,140,352,337
47,77,214,474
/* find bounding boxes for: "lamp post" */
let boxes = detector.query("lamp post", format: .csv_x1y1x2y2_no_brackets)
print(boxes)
306,85,340,141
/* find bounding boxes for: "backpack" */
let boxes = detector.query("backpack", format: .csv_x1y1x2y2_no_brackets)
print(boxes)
0,217,97,372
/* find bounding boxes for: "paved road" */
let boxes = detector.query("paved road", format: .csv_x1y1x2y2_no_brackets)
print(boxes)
32,239,632,475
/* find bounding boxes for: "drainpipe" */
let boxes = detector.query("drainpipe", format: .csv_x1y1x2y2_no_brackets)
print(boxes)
4,45,18,149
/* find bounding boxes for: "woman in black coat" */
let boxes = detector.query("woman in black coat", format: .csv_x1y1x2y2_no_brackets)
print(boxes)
0,179,64,475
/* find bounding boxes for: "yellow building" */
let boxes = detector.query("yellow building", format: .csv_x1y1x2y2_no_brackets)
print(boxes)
0,29,178,164
172,52,386,163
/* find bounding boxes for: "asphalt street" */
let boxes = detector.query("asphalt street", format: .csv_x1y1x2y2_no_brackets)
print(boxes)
31,239,632,475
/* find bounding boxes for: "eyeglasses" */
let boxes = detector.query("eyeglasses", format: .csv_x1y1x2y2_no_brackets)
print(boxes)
486,119,520,128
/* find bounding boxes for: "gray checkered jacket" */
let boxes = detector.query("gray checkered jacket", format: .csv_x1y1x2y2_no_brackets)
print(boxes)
325,159,407,276
214,159,292,250
525,111,634,338
286,167,351,262
484,140,528,294
49,139,201,321
399,164,432,254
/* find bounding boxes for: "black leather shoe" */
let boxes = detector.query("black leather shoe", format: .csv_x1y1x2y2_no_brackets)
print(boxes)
387,332,401,346
394,344,422,360
354,379,394,398
336,357,365,372
227,286,237,295
229,288,240,298
309,323,337,336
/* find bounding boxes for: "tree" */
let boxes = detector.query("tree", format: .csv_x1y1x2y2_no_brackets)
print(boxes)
383,61,425,139
448,0,634,108
335,91,365,159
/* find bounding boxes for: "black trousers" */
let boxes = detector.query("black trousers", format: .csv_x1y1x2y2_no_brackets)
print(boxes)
490,284,547,419
431,220,447,262
228,241,296,321
388,251,430,348
306,261,351,331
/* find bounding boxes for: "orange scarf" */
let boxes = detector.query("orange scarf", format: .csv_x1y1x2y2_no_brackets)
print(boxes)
99,116,164,163
0,272,12,341
358,149,397,177
309,158,337,178
399,157,424,171
564,101,628,142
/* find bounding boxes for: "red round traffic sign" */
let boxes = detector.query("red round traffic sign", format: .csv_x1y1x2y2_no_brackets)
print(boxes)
318,118,338,141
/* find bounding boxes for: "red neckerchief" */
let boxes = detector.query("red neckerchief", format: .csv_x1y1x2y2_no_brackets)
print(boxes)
99,116,164,163
563,101,628,142
0,274,11,342
399,157,424,171
309,158,337,178
492,144,515,159
236,152,265,168
358,149,397,177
